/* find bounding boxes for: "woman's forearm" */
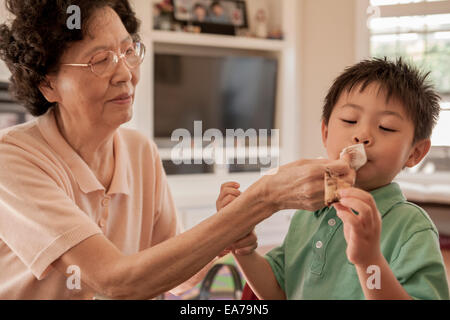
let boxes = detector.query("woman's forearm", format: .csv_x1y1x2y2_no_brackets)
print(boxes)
234,252,286,300
104,189,273,299
54,170,281,299
169,258,217,296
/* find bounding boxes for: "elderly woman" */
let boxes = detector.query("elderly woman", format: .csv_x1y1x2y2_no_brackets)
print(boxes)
0,0,352,299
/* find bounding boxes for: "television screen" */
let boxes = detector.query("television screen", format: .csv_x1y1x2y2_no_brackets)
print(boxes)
154,53,278,139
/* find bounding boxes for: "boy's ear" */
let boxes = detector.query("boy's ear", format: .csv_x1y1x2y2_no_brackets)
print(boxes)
321,119,329,148
404,139,431,168
38,76,60,103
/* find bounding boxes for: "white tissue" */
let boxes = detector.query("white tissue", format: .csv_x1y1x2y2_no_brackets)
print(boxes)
339,144,367,171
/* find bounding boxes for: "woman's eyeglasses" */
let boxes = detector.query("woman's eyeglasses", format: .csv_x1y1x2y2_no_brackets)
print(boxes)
61,42,145,77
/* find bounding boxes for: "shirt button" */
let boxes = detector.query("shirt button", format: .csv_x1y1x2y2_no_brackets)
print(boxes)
101,197,110,207
315,241,323,249
328,219,336,226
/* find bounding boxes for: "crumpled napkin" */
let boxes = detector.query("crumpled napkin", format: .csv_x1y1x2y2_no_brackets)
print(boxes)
324,144,367,206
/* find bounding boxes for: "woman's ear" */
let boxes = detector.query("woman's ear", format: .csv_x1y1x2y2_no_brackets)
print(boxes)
405,139,431,168
321,119,329,148
38,76,60,103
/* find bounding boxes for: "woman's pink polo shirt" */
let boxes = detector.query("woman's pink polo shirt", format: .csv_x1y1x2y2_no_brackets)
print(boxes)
0,107,181,299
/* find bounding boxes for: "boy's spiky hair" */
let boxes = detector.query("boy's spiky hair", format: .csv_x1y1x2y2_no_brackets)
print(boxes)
322,57,441,143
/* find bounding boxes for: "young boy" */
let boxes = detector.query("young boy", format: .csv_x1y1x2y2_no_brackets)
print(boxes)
216,58,449,300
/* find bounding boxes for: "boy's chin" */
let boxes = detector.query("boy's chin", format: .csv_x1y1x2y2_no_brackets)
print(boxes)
354,179,382,191
356,161,401,191
355,174,391,191
355,166,381,190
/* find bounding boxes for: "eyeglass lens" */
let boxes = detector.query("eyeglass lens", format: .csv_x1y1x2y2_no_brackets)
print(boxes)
90,42,145,76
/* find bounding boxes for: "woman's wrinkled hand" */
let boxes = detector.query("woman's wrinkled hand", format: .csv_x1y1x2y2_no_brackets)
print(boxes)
258,158,354,213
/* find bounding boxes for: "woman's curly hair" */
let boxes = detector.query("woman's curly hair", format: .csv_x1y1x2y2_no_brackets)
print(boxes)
0,0,141,116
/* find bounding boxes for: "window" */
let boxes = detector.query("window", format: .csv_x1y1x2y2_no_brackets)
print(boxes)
368,0,450,173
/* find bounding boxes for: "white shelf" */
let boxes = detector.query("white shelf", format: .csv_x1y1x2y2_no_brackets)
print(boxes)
151,30,285,52
158,146,280,161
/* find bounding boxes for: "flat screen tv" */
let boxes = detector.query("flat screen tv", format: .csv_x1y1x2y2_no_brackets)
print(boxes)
154,53,278,140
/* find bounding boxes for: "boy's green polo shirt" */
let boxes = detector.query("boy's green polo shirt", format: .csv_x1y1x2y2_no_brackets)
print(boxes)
265,182,449,300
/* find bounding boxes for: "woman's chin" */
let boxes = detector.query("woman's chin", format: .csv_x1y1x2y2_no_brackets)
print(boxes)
121,108,133,125
107,105,133,127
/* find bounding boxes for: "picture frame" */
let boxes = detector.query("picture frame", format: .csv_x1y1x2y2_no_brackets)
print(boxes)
173,0,248,35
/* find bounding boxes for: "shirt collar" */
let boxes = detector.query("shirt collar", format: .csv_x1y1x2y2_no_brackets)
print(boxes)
314,182,406,218
370,182,406,217
37,107,130,195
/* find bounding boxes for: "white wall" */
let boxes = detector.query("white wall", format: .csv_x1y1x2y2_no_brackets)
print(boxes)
297,0,358,159
126,0,153,136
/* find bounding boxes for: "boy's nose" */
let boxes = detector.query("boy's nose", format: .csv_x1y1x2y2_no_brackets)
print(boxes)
353,135,372,146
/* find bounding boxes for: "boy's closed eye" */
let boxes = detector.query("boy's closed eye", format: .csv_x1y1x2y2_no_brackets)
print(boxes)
340,119,398,133
379,126,397,132
341,119,357,125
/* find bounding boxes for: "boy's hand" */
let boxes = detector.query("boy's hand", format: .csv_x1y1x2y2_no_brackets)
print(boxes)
333,188,383,266
218,230,258,257
216,182,258,257
216,182,241,211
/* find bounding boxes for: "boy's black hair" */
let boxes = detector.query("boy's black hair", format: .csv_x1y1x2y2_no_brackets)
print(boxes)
322,57,441,143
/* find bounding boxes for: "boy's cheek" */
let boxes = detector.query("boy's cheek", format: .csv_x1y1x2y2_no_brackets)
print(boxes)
324,122,350,160
324,144,339,161
325,137,346,161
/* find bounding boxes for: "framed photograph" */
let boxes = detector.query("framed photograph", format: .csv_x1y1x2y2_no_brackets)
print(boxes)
173,0,248,30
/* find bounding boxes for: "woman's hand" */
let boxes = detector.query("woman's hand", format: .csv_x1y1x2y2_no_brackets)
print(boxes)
216,182,258,257
333,188,382,266
257,158,355,213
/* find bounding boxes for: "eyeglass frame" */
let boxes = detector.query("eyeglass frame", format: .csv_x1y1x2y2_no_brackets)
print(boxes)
60,41,146,77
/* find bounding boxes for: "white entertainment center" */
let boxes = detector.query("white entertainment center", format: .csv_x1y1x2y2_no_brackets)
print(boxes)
129,0,301,245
